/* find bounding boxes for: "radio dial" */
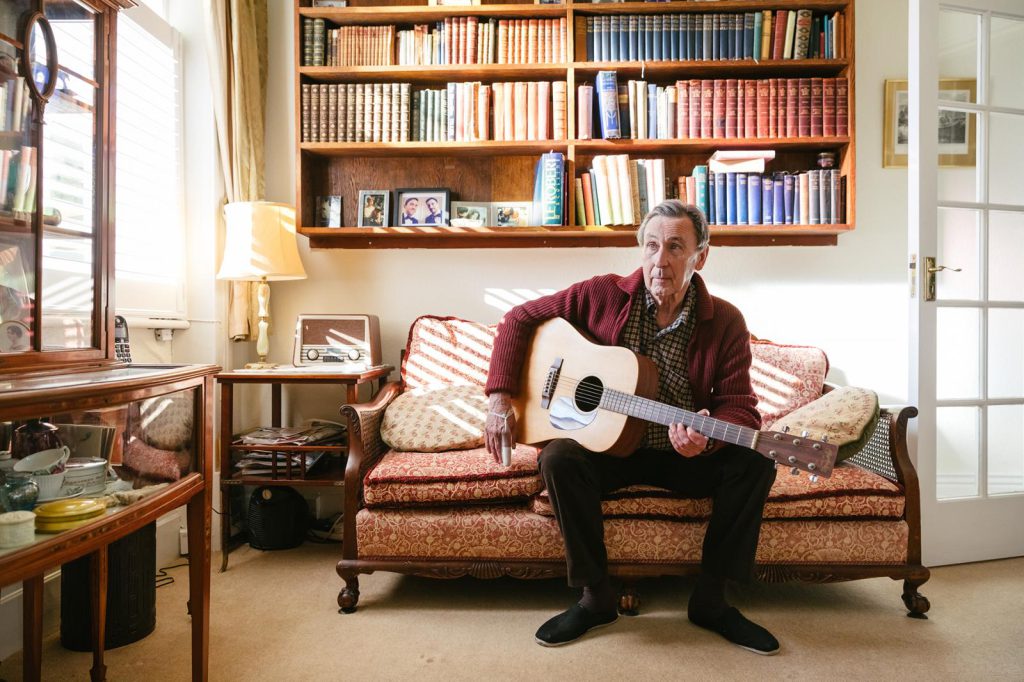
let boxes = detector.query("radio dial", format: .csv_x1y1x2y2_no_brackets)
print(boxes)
305,348,320,361
347,349,361,361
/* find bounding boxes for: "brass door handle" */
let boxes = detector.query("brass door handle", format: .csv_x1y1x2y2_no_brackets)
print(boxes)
924,256,961,301
927,264,962,273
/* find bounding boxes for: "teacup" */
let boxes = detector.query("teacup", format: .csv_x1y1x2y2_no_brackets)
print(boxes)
14,446,70,475
33,471,67,500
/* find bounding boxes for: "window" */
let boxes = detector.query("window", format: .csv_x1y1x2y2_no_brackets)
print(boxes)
114,4,186,321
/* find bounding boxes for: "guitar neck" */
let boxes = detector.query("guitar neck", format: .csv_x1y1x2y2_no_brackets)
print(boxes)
601,388,757,449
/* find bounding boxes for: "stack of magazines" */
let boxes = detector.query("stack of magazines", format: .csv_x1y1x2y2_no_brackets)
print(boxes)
233,421,345,478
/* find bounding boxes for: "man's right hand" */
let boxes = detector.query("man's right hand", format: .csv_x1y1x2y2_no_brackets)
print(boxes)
485,391,518,465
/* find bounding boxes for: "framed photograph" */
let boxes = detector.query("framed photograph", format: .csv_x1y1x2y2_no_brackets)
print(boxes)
492,201,533,227
315,195,343,227
357,190,390,228
394,188,451,226
884,78,977,168
451,201,490,227
0,320,31,353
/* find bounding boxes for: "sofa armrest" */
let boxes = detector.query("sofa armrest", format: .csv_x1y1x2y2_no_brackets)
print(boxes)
338,381,402,561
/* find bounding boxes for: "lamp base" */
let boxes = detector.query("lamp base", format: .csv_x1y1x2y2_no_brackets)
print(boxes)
243,361,279,370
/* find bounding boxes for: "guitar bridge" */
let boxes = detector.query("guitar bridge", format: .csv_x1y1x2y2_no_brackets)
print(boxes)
541,358,563,409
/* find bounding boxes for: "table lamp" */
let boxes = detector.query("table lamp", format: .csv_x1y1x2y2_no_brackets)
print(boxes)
217,201,306,369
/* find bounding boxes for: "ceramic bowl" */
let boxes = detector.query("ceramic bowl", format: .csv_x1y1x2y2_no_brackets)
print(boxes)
14,446,71,475
64,458,109,494
32,471,67,500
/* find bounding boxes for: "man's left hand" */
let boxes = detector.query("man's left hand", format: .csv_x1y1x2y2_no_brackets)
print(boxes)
668,409,710,458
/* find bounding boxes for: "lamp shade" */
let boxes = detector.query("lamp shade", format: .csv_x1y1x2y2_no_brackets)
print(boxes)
217,201,307,281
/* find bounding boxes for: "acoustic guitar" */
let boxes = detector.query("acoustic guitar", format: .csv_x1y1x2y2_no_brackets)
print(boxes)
512,318,837,480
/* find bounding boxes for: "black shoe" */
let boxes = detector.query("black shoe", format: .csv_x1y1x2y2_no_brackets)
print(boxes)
688,606,780,656
535,603,619,647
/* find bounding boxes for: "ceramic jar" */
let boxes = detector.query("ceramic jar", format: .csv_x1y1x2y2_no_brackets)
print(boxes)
1,472,40,511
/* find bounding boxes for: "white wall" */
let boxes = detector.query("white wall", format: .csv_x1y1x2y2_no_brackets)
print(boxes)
260,0,912,431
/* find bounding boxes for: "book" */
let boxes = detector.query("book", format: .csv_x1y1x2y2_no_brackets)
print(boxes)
747,172,761,224
595,71,621,139
709,150,775,174
535,152,565,226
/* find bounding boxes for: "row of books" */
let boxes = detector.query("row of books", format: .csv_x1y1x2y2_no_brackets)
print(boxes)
681,167,845,226
587,72,849,141
1,146,38,215
301,83,412,143
0,77,31,133
575,154,668,227
305,22,396,67
398,18,568,66
585,9,845,63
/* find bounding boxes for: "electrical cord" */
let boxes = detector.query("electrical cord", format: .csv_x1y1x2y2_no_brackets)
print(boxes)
155,561,190,589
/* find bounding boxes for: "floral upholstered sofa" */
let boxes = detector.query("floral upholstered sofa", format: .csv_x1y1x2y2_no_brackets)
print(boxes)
335,315,930,618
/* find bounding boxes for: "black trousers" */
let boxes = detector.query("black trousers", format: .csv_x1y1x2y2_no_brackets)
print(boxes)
538,439,777,588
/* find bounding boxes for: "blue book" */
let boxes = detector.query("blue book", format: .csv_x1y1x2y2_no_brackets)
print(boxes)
711,14,719,60
628,15,638,60
636,162,649,216
737,173,748,224
619,16,629,61
638,16,647,61
761,176,773,225
714,171,727,225
647,83,658,139
596,71,621,139
783,173,795,224
645,16,655,60
662,15,671,61
536,152,565,226
681,15,690,60
726,172,737,224
743,13,754,60
617,84,631,138
719,14,728,59
753,12,763,61
792,177,801,224
601,16,611,61
772,172,785,225
707,171,716,224
652,15,662,60
586,17,595,61
702,15,711,61
824,14,831,58
593,16,603,61
670,14,679,61
609,15,620,61
693,165,709,217
733,14,743,60
747,173,761,224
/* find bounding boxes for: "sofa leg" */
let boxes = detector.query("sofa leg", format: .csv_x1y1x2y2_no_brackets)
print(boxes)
902,575,931,619
338,576,360,614
618,582,640,616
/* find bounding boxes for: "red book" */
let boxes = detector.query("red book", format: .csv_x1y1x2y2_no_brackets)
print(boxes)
700,80,714,139
810,77,824,136
735,77,745,138
468,17,478,64
756,80,770,138
835,77,849,136
712,79,726,138
689,79,701,139
581,172,595,225
676,81,689,139
822,77,836,136
744,80,757,139
444,18,453,64
776,78,787,137
768,78,777,138
798,77,811,136
785,78,798,138
725,78,738,138
771,11,788,60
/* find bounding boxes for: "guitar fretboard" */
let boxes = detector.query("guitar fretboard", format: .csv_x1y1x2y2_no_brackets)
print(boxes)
600,388,758,449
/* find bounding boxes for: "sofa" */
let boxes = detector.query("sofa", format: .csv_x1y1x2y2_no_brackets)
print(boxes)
336,315,930,618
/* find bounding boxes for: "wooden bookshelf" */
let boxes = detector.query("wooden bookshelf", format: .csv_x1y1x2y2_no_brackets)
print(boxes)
294,0,856,248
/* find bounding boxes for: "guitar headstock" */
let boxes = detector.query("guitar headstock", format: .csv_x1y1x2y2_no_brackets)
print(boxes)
754,428,837,480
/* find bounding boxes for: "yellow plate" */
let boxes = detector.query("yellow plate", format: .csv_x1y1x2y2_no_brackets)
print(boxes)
34,498,106,521
35,516,102,534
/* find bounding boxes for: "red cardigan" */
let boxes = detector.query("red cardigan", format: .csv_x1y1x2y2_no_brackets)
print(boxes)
485,269,762,431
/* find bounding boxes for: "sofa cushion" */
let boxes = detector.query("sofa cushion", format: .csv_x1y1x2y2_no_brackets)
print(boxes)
529,462,904,520
401,315,496,390
750,339,829,429
380,385,488,452
363,444,542,507
771,386,880,463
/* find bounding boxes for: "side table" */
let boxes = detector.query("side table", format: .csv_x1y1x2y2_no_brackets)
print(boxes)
216,365,393,570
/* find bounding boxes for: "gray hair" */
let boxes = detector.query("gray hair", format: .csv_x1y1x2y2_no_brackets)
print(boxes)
636,200,710,250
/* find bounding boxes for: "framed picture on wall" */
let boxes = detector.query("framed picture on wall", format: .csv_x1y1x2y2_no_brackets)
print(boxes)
883,78,977,168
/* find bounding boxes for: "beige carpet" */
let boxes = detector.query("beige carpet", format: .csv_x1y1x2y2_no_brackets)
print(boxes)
2,544,1022,681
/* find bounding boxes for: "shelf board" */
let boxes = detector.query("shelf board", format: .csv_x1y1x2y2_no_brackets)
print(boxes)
573,59,849,79
222,456,346,487
301,139,570,157
299,224,852,249
300,3,567,23
301,63,568,83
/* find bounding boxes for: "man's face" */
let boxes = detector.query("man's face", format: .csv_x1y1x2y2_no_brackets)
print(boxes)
404,198,418,214
426,198,438,213
641,216,708,302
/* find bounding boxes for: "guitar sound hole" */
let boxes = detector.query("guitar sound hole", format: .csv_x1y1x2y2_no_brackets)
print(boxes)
574,376,603,413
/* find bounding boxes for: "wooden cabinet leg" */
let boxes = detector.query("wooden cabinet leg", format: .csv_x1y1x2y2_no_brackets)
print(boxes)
188,492,211,681
22,573,43,682
89,546,109,682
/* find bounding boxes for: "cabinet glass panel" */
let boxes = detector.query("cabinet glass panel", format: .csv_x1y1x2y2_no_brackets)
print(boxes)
988,405,1024,496
41,3,97,350
0,19,37,355
0,3,33,43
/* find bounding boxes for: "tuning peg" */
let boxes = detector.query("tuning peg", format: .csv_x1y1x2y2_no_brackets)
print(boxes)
809,474,819,483
801,430,809,438
821,435,829,443
781,425,791,433
807,463,817,471
790,467,800,476
787,456,797,464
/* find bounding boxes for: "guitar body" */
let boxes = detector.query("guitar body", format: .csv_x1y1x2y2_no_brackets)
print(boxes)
512,318,660,456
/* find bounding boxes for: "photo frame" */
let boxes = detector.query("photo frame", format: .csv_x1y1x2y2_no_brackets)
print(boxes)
884,78,977,168
357,190,390,227
315,195,343,227
491,201,532,227
0,320,31,353
451,201,490,227
394,188,451,226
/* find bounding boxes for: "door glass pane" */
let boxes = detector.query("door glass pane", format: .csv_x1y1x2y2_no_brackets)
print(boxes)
0,2,33,39
936,108,978,202
989,211,1024,302
989,113,1024,207
41,233,93,349
988,308,1024,399
937,307,981,399
937,11,978,103
937,406,980,500
988,404,1024,495
46,0,95,82
990,16,1024,110
937,208,979,300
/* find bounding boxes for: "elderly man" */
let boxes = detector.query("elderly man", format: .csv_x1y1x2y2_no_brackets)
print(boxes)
484,200,779,654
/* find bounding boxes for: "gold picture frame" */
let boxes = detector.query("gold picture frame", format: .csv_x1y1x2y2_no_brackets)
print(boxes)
884,78,977,168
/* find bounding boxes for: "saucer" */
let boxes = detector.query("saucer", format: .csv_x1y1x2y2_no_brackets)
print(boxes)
36,485,85,503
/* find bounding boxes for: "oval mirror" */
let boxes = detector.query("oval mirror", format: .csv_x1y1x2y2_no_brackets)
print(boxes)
20,11,58,103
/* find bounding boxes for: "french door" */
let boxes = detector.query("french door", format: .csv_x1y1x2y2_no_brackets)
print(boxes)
909,0,1024,565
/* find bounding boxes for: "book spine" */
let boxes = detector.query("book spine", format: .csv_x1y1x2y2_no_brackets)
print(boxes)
575,177,586,226
676,81,689,139
772,172,785,225
808,170,820,224
835,76,849,136
693,165,708,218
761,175,773,225
301,83,311,142
581,172,595,226
755,79,769,138
768,78,777,137
736,172,748,225
577,85,593,140
596,71,621,139
724,78,738,138
328,83,338,142
712,79,726,138
537,80,550,140
783,172,795,224
714,171,726,225
823,77,837,137
514,81,528,141
617,84,631,139
747,172,761,224
830,169,840,224
771,10,787,59
798,171,809,224
647,83,658,139
810,77,824,136
553,80,567,140
776,76,787,137
726,172,737,224
785,78,798,138
527,81,538,140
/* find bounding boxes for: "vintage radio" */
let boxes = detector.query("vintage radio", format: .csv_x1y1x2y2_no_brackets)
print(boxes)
292,314,382,369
